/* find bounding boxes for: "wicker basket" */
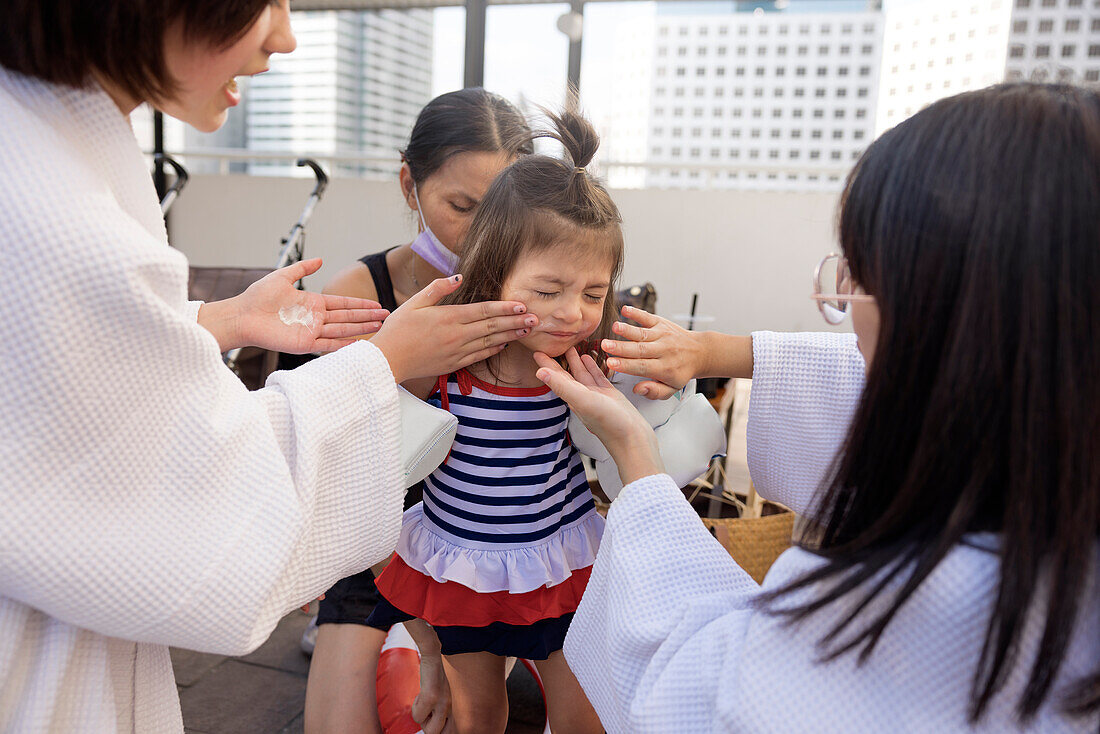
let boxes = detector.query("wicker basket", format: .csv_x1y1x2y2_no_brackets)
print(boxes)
702,512,796,585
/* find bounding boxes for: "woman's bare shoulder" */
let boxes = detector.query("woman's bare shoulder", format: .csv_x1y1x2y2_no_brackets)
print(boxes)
323,260,378,300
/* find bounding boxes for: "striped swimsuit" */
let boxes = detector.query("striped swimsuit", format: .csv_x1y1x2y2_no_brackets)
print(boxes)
371,369,604,659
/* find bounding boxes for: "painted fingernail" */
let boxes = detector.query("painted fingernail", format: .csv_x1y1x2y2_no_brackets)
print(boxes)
514,305,526,314
451,274,462,283
518,329,530,336
525,316,537,326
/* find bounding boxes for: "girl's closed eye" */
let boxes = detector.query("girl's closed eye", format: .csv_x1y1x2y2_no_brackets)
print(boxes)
584,293,605,303
450,202,475,214
535,290,559,299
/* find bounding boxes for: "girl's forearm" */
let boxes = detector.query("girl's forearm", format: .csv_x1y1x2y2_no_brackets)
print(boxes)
404,618,442,656
698,332,754,380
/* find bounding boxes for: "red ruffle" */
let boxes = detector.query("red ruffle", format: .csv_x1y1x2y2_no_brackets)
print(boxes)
375,554,591,628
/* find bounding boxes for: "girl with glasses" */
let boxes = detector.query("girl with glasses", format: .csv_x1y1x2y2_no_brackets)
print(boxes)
538,83,1100,731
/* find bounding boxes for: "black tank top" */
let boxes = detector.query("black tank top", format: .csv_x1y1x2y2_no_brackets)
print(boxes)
358,247,400,312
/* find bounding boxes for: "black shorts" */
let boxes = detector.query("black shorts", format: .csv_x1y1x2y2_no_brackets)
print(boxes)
316,481,423,628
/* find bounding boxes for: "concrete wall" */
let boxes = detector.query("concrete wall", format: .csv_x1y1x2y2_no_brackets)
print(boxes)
169,174,848,337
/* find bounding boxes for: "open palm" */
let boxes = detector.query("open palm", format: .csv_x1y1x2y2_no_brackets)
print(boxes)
238,258,389,354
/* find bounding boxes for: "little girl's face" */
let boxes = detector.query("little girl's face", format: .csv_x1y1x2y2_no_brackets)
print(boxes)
500,247,613,358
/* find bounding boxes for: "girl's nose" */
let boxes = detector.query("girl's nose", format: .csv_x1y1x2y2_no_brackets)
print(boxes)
555,299,584,324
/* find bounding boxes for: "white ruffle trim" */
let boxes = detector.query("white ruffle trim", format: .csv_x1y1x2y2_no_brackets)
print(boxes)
395,504,605,594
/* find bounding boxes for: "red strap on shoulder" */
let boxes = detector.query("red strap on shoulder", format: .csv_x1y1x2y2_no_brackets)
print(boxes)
433,374,450,412
456,369,474,396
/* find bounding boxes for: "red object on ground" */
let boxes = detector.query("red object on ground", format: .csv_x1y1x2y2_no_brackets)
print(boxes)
376,624,424,734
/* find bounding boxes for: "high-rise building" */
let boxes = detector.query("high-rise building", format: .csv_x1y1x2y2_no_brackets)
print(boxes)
1006,0,1100,84
609,4,884,190
247,9,433,176
876,0,1011,135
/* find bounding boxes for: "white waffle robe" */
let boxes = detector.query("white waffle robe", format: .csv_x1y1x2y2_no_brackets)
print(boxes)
565,331,1099,733
0,69,405,731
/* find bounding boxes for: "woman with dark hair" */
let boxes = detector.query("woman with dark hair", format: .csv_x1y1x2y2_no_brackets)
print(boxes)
535,83,1100,731
304,88,534,734
0,3,538,731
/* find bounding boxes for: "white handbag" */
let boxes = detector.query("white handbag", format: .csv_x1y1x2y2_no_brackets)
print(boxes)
568,373,727,499
398,386,458,488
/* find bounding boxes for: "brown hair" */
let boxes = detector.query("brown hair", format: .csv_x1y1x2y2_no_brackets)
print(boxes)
0,0,269,103
402,88,533,185
443,108,624,373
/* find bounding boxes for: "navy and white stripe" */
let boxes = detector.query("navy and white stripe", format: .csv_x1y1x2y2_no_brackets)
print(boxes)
422,377,596,549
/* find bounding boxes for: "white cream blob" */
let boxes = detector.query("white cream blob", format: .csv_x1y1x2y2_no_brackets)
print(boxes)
278,305,316,333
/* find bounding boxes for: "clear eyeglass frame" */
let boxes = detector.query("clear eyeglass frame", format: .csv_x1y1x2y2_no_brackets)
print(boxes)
811,252,875,325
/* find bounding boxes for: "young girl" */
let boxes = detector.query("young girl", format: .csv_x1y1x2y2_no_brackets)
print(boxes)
367,110,621,734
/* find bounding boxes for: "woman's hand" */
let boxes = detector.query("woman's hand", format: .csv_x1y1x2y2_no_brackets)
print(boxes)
535,348,664,486
198,258,390,353
412,653,454,734
602,306,710,399
370,274,537,384
602,306,752,399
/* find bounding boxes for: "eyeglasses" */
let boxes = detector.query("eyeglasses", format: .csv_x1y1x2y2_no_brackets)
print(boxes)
811,253,875,325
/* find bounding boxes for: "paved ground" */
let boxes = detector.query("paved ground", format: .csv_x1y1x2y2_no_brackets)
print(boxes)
172,607,545,734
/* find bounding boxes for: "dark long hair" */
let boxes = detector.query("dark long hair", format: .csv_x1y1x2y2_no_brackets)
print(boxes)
442,109,624,371
764,83,1100,722
401,88,533,184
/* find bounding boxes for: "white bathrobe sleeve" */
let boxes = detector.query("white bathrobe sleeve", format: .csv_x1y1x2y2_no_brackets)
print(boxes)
746,330,866,517
564,474,760,733
0,201,404,656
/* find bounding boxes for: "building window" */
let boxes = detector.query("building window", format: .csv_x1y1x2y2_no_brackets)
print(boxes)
815,88,827,97
779,25,789,35
832,130,844,139
812,130,822,139
774,87,785,97
736,66,745,76
791,129,802,138
671,146,681,156
1063,44,1077,57
777,46,788,56
1092,18,1100,32
769,150,780,159
797,45,809,56
810,150,821,159
690,148,700,158
749,149,760,159
718,46,728,56
1090,44,1100,56
1036,45,1051,57
753,88,764,97
840,45,851,55
857,87,869,98
834,109,846,119
837,88,848,98
757,46,767,56
792,109,803,119
799,24,810,35
751,128,761,138
796,66,807,77
696,67,706,76
859,66,871,76
1041,0,1056,6
854,130,865,139
676,67,686,77
855,109,867,119
841,23,853,35
1039,19,1053,32
737,46,747,55
1016,0,1029,8
1010,44,1026,58
717,67,727,76
813,108,824,118
1086,69,1100,81
838,66,850,76
817,66,828,77
830,151,842,160
776,67,787,77
820,24,831,34
712,127,722,137
818,45,830,56
1066,18,1082,31
698,46,708,56
770,128,782,138
755,66,766,77
790,149,801,159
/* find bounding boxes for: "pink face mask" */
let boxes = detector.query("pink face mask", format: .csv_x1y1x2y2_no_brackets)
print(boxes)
411,184,460,275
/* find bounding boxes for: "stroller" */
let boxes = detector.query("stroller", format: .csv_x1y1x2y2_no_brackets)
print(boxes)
166,158,329,390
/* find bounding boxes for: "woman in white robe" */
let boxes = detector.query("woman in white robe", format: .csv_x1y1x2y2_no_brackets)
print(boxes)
0,2,539,731
535,83,1100,733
